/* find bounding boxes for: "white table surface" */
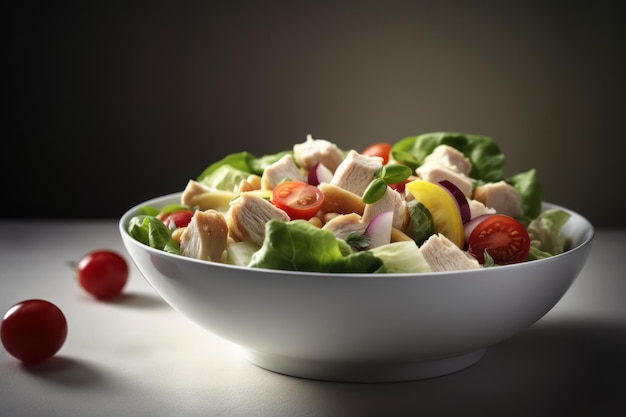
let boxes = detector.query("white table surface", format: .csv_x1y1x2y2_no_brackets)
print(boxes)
1,221,624,417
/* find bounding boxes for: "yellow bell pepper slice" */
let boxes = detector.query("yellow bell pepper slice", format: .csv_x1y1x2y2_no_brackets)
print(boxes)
405,179,465,249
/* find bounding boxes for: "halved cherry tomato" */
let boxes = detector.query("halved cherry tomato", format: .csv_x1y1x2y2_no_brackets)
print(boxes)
272,181,325,220
362,142,392,165
389,179,409,194
161,209,194,229
468,214,531,265
1,299,68,364
405,179,464,249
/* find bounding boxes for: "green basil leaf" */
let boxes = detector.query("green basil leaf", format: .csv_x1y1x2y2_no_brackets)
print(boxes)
362,178,388,204
345,232,371,250
377,163,412,185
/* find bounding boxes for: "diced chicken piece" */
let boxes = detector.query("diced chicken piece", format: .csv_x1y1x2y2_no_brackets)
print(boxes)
318,183,365,216
468,199,496,219
227,192,290,245
321,213,365,240
181,179,210,205
293,134,345,172
416,162,474,197
330,150,383,196
261,153,306,190
181,180,238,212
473,181,523,218
362,186,409,230
423,145,472,176
419,234,481,272
180,210,229,262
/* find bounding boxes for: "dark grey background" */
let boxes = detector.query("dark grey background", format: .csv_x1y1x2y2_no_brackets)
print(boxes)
7,1,625,227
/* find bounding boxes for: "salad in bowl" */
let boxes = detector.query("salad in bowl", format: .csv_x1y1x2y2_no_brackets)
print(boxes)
125,132,573,274
119,131,594,382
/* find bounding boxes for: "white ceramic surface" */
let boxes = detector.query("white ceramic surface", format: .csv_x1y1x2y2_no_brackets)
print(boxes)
119,193,594,382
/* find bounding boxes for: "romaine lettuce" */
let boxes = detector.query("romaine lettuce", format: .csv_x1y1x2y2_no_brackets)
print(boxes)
506,169,543,220
391,131,543,220
127,215,180,255
247,219,383,273
390,132,505,182
197,150,292,192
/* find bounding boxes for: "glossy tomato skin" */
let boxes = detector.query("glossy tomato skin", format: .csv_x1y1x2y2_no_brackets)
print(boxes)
161,209,194,228
272,181,325,220
1,299,68,364
362,142,392,165
389,179,409,194
77,250,129,300
468,214,531,265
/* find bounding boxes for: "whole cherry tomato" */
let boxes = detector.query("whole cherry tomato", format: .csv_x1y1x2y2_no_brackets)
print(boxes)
271,181,325,220
76,250,129,300
1,299,68,364
362,142,392,164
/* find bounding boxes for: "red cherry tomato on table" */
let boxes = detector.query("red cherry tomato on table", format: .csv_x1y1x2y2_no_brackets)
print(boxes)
76,250,129,300
467,214,531,265
362,142,392,165
1,299,68,364
160,209,194,229
271,181,325,220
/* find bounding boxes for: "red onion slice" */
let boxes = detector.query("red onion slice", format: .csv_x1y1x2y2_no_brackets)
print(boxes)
307,162,333,186
364,210,394,249
463,214,494,243
438,180,471,224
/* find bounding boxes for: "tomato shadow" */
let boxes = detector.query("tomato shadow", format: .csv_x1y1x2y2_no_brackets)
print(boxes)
20,356,104,388
101,291,170,310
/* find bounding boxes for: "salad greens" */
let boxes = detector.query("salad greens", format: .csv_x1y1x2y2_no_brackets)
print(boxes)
369,241,432,273
391,132,542,220
127,131,574,274
391,132,505,181
507,169,543,221
197,150,292,192
362,163,413,204
527,209,572,260
247,220,383,273
127,215,181,255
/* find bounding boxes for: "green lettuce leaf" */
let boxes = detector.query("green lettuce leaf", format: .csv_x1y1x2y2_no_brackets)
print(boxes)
369,241,432,273
506,168,543,220
198,164,251,193
227,241,262,266
391,132,505,182
197,150,292,192
527,209,571,258
127,215,180,255
248,219,382,273
391,132,544,220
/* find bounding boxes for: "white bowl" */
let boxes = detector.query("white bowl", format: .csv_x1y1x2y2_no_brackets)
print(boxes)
119,193,594,382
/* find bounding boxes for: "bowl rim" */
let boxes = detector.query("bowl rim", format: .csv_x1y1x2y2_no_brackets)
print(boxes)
119,192,595,279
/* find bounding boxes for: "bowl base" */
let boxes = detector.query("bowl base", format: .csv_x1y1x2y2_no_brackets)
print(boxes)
241,348,486,383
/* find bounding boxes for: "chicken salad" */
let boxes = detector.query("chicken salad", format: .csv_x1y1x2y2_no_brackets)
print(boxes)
127,132,572,273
